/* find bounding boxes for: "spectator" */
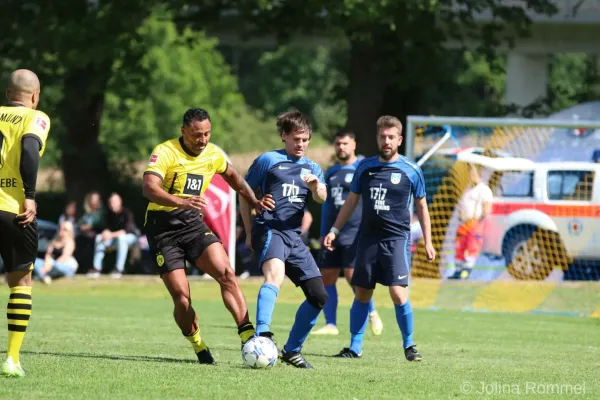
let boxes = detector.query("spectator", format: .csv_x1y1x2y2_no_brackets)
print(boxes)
77,191,104,237
75,191,104,271
87,193,138,279
33,221,79,284
59,201,77,225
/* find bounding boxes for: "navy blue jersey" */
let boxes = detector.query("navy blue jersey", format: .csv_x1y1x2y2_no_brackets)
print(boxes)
351,155,425,240
320,157,363,246
246,149,325,234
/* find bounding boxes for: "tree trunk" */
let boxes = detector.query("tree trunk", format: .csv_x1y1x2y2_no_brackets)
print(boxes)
59,66,111,205
345,40,387,157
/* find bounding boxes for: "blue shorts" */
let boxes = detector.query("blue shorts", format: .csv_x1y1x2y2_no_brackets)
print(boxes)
319,244,357,269
352,238,411,289
252,225,321,286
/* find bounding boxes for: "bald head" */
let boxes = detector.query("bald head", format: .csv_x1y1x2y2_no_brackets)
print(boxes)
6,69,41,109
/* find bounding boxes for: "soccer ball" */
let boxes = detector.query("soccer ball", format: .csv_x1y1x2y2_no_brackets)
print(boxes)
242,336,279,369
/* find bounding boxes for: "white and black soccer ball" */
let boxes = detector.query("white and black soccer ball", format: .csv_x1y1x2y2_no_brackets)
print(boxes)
241,336,278,369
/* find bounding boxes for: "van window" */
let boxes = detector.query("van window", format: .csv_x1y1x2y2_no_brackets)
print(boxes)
547,171,594,201
490,171,534,197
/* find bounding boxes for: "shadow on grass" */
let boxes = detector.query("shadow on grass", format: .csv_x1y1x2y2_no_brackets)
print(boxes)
21,350,198,365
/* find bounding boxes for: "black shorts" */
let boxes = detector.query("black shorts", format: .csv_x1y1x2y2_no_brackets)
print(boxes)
145,211,221,276
0,210,38,273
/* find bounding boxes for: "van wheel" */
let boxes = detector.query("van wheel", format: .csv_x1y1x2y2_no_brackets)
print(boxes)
502,228,563,280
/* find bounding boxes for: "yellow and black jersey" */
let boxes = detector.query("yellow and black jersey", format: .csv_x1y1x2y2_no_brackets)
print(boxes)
144,138,228,226
0,104,50,214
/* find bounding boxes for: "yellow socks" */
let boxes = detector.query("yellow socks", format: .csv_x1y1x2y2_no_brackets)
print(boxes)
185,328,208,353
238,322,256,344
7,286,32,364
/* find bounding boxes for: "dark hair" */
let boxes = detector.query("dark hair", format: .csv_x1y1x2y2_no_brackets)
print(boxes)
276,110,312,136
333,129,356,141
182,108,211,127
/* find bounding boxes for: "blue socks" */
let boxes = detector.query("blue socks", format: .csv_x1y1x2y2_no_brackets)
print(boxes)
395,301,414,349
284,300,321,353
323,285,338,325
256,284,279,334
349,300,370,354
352,286,376,314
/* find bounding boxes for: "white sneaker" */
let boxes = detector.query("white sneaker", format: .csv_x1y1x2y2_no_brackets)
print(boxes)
369,311,383,336
110,271,123,279
239,271,251,280
1,356,25,377
87,269,101,279
42,275,53,285
311,324,339,335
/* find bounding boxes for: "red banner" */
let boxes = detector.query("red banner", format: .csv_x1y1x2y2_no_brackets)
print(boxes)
203,166,236,268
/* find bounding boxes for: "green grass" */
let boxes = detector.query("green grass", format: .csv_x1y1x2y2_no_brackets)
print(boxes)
1,278,599,399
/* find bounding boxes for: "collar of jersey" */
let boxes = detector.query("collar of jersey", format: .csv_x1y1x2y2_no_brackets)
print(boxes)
4,102,26,107
179,137,200,157
276,149,305,163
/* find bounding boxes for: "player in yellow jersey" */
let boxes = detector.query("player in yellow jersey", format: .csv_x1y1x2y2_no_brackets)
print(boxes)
143,108,274,364
0,69,50,378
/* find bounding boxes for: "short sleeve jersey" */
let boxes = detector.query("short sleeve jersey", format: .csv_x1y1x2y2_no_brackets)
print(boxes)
245,149,325,234
320,157,363,246
144,138,228,224
0,104,50,214
351,155,426,240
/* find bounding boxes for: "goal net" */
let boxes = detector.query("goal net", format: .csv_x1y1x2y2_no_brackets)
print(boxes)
406,116,600,317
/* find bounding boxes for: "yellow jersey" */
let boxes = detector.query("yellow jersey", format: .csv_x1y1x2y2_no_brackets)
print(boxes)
144,138,228,225
0,104,50,214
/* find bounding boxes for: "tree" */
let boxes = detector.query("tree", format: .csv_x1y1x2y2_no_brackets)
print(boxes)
238,45,348,138
0,0,167,202
100,10,273,167
0,1,276,202
210,0,557,155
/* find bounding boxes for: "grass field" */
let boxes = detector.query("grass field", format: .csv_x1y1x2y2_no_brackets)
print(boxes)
1,278,599,399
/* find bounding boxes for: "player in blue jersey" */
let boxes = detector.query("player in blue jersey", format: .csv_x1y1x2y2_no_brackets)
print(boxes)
324,116,436,361
312,130,383,336
239,111,328,369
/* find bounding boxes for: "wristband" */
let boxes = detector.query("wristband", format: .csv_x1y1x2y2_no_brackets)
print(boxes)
329,227,340,236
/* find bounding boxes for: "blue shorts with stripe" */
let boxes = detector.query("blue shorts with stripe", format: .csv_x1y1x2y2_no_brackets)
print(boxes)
319,243,357,269
251,224,321,286
352,237,411,289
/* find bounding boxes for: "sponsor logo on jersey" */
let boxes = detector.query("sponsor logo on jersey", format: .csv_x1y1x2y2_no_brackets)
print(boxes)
35,117,47,131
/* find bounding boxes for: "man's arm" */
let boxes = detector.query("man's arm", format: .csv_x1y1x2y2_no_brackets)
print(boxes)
415,197,432,246
301,210,313,234
416,197,436,261
221,163,259,208
331,192,360,232
239,196,253,238
20,136,41,200
16,136,41,226
312,183,327,204
142,173,205,211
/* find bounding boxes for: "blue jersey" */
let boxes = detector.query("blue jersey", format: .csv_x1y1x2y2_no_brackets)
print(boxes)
246,149,325,234
351,155,425,240
320,157,363,246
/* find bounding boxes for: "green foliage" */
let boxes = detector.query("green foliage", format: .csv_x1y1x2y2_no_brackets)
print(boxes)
100,10,276,164
240,45,347,138
547,54,600,113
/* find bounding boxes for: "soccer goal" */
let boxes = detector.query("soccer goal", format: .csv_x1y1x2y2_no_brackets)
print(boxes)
405,115,600,286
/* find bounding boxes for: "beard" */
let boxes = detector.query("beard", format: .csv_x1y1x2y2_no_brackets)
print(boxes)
336,151,350,161
378,147,397,161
